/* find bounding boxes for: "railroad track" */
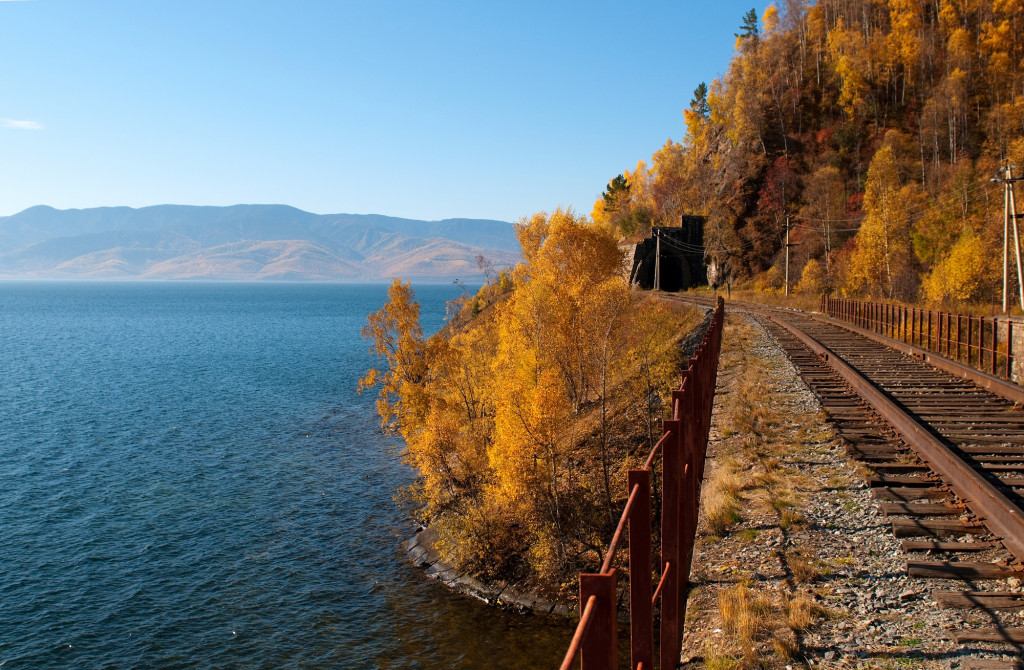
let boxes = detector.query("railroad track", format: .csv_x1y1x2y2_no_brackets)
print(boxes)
670,295,1024,655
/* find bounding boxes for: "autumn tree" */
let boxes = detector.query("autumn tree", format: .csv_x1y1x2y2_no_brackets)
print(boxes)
922,227,999,304
799,165,848,282
846,136,920,299
795,257,826,295
358,279,428,431
360,207,699,589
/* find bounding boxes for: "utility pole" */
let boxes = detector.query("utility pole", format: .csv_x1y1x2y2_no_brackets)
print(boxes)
654,228,661,291
993,164,1024,312
1004,167,1010,313
784,217,791,296
1011,166,1024,311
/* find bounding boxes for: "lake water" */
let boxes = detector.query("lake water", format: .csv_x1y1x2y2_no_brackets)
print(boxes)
0,281,570,669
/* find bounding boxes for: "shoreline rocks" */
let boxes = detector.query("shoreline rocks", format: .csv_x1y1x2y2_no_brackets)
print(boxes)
406,525,574,618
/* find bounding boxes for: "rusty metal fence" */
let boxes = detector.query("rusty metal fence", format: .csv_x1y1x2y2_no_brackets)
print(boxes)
822,297,1018,383
559,297,725,670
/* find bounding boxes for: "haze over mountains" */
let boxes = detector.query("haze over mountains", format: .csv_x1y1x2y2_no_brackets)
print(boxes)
0,205,521,280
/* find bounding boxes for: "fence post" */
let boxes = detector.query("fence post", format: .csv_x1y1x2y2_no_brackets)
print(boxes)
627,470,653,670
950,319,958,364
968,317,974,366
991,317,998,376
1010,321,1015,380
579,571,617,670
661,417,683,670
676,385,697,587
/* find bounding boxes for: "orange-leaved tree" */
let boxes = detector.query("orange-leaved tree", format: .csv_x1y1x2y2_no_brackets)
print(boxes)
358,279,428,432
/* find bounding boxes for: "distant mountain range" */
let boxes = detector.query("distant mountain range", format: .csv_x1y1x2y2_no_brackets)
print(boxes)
0,205,521,280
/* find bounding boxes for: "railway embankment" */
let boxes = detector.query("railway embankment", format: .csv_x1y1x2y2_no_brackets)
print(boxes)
683,312,1024,669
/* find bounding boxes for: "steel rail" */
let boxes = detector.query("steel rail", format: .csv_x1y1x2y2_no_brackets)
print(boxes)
670,294,1024,405
763,312,1024,566
810,312,1024,404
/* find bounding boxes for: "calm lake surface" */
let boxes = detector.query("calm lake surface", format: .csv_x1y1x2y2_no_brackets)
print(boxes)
0,281,570,668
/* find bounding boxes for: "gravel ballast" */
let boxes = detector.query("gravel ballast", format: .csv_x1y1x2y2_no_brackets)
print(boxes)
681,312,1024,669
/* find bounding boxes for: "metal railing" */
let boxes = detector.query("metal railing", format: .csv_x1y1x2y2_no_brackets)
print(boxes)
559,297,725,670
822,297,1018,383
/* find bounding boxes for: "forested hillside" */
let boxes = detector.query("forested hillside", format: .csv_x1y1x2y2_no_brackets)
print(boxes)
595,0,1024,306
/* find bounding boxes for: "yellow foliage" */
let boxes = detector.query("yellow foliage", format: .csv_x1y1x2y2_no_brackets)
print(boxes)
845,138,919,299
762,4,778,34
795,258,825,295
827,17,871,117
887,0,922,73
754,266,784,293
357,279,427,432
359,210,698,589
922,227,999,304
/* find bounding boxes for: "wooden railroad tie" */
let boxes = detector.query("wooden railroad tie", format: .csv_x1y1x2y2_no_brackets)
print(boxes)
902,540,996,552
959,658,1024,670
892,518,983,537
868,474,939,487
952,627,1024,644
934,590,1024,610
872,486,949,502
908,561,1022,579
881,502,959,515
871,463,931,473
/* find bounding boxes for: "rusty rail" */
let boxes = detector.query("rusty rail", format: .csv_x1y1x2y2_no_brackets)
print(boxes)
765,311,1024,566
822,296,1018,385
559,297,725,670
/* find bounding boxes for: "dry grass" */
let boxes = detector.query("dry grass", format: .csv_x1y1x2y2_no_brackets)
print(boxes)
719,584,775,647
704,488,743,536
715,457,746,496
703,647,741,670
771,629,799,659
778,508,807,531
785,594,828,631
789,554,820,583
703,460,746,536
714,584,813,668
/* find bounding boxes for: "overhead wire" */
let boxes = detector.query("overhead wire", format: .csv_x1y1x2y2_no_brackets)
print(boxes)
641,172,1002,257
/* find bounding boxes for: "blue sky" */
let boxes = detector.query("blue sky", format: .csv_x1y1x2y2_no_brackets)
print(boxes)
0,0,758,222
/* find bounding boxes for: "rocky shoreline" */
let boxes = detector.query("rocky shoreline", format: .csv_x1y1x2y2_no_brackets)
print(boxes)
406,526,575,618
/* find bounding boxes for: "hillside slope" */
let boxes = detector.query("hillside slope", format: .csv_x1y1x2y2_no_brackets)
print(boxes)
0,204,520,280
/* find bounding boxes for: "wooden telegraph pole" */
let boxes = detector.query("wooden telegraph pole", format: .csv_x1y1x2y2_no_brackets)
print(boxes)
654,228,661,291
1004,167,1010,313
784,217,791,296
783,217,797,297
1011,166,1024,311
994,164,1024,312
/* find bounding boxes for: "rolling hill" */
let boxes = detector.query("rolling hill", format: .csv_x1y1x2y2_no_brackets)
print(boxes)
0,205,520,280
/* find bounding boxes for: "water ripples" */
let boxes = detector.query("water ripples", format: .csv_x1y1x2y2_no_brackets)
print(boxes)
0,282,569,668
